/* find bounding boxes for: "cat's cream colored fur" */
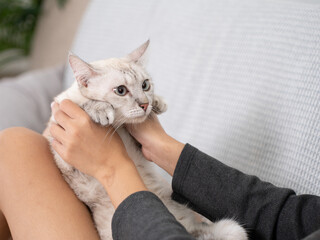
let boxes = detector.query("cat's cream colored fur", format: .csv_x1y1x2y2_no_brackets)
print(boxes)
47,41,247,240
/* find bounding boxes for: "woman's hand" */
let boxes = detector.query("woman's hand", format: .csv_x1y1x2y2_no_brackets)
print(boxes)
126,114,167,161
50,100,129,180
126,114,185,176
50,99,147,208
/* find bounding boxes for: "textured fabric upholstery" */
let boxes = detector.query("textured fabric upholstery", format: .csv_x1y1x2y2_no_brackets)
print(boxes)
0,65,64,132
64,0,319,195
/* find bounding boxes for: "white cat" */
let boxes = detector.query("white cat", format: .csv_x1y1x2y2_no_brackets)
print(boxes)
47,40,247,240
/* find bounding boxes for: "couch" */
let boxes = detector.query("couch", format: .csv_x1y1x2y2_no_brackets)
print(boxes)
0,0,319,197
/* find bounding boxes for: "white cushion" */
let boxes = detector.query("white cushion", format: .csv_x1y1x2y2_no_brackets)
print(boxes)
64,0,320,195
0,65,64,132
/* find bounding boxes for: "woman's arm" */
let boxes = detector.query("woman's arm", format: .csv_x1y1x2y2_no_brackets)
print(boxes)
50,100,195,239
127,115,320,240
126,114,184,176
172,144,320,240
50,100,147,208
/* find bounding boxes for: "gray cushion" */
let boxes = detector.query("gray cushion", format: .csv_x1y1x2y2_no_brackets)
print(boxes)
0,65,64,133
64,0,320,195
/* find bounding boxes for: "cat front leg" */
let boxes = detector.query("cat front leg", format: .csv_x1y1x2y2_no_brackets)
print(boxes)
82,100,115,126
152,95,167,114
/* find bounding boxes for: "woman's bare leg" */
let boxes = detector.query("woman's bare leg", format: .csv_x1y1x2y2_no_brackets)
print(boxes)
0,127,100,240
0,210,10,240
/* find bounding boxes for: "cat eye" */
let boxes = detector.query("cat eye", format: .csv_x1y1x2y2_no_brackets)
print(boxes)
113,85,128,96
142,79,150,91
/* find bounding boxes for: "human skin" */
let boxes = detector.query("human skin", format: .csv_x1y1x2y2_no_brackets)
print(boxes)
49,99,185,208
0,99,184,239
49,100,148,208
126,115,185,176
0,210,10,240
0,127,101,240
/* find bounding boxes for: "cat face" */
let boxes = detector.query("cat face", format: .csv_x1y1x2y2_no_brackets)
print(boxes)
69,40,155,124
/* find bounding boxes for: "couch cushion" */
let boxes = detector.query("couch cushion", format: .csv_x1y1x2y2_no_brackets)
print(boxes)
0,65,64,133
64,0,320,195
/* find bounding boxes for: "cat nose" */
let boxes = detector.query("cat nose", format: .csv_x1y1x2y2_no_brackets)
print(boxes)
139,103,149,112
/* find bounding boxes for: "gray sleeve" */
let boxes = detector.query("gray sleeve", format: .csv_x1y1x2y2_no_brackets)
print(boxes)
171,144,320,240
302,230,320,240
111,191,195,240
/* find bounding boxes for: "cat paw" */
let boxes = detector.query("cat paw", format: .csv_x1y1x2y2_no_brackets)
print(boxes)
97,108,114,126
152,95,167,114
82,100,115,126
195,219,247,240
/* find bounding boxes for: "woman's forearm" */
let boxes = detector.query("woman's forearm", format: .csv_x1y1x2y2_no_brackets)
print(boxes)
126,115,185,176
171,144,320,240
145,134,184,176
111,191,195,240
96,158,148,209
50,101,148,209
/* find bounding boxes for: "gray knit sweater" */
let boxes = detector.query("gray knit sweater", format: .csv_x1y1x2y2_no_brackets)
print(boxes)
112,144,320,240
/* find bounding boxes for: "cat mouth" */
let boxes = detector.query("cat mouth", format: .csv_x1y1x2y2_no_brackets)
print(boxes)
124,115,148,124
118,105,152,124
124,109,151,123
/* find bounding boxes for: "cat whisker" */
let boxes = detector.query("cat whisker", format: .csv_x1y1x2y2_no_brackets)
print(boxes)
100,113,127,146
106,118,127,145
99,126,115,148
99,117,126,146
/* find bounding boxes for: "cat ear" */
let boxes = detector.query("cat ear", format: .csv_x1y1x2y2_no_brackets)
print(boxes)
68,52,96,88
126,39,150,66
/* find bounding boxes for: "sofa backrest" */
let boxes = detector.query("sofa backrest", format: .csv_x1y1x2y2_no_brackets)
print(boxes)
64,0,320,195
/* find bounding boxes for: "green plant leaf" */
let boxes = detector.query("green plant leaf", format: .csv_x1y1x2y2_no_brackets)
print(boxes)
57,0,68,8
0,0,68,69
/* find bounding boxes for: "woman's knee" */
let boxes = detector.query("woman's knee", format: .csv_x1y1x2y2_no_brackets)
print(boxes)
0,127,51,168
0,126,47,146
0,126,41,142
0,127,55,204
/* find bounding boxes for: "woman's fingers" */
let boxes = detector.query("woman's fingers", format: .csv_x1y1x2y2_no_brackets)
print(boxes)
52,102,71,129
126,113,163,146
59,99,87,119
51,138,65,158
49,123,66,145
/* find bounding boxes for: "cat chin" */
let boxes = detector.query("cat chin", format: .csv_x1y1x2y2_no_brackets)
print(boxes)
125,115,149,124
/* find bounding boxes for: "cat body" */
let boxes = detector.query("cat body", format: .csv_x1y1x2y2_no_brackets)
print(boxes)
47,41,247,240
